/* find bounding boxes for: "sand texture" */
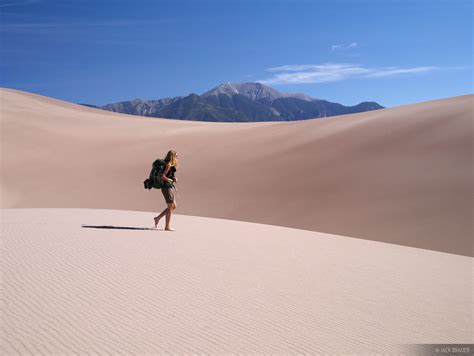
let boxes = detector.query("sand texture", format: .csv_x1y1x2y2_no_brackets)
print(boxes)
1,208,472,355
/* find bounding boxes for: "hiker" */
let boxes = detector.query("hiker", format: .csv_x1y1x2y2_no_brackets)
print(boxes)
153,150,179,231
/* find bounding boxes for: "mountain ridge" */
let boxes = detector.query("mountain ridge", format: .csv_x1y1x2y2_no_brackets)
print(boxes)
80,82,384,122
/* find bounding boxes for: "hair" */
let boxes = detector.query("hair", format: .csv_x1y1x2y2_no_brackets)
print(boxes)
164,150,179,168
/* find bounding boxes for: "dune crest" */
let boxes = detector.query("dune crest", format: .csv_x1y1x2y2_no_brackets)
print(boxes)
0,89,472,256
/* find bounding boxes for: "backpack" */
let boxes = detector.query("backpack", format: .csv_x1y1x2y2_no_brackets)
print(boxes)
143,159,167,190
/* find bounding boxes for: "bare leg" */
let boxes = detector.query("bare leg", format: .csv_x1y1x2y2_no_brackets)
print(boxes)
164,202,175,231
154,207,168,228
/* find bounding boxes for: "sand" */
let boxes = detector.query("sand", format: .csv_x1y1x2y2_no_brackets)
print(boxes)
1,89,472,256
1,208,472,355
1,88,473,354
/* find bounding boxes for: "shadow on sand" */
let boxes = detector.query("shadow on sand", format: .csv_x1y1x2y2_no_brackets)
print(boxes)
81,225,157,231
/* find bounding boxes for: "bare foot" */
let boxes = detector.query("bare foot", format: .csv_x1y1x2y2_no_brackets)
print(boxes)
154,216,161,228
164,227,175,231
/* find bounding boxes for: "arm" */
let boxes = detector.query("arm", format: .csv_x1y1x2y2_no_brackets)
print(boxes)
161,164,174,184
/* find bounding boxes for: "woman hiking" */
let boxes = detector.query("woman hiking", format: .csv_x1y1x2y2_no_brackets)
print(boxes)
153,150,179,231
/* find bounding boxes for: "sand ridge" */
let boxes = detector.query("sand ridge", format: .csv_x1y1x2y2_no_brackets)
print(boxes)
0,88,472,256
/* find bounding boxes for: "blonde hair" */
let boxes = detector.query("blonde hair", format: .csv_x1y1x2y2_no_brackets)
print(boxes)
164,150,179,168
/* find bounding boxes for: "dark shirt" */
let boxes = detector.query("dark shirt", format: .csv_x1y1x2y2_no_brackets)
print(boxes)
163,165,176,188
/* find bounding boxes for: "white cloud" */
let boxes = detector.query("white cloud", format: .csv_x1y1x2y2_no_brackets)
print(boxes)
365,66,439,77
331,42,358,51
259,63,441,85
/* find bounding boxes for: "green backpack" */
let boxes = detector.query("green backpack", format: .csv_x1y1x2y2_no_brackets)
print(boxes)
144,159,167,190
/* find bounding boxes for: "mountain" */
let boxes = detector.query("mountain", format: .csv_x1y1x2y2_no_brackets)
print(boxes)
201,82,316,103
81,82,384,122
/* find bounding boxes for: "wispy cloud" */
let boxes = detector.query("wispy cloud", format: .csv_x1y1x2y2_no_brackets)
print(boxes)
259,63,442,85
0,19,174,34
0,18,176,47
364,66,439,77
0,0,40,8
331,42,358,52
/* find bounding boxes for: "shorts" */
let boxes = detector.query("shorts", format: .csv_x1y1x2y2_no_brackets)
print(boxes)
161,186,175,204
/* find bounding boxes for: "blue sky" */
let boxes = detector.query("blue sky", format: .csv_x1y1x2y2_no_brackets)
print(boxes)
0,0,472,107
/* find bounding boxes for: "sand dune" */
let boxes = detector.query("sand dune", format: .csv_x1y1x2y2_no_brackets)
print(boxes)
1,208,472,354
0,88,472,256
